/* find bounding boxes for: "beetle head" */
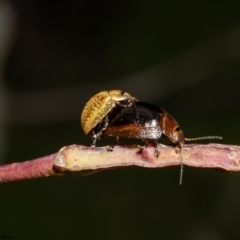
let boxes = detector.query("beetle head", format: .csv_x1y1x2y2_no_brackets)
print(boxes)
108,90,138,106
161,113,184,147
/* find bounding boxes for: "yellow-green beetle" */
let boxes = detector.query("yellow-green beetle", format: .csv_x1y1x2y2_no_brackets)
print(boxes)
81,90,137,146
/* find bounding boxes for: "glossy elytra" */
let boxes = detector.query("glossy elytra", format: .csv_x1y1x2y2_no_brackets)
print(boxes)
102,101,185,156
81,90,138,146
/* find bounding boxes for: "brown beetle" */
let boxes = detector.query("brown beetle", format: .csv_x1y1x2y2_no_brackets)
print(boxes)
81,90,138,146
101,101,222,184
102,101,185,156
103,101,221,150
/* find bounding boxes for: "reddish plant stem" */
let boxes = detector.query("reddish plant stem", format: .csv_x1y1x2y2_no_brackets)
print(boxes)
1,143,240,183
0,154,56,183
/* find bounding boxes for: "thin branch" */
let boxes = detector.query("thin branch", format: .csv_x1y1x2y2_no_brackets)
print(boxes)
0,154,57,183
1,143,240,183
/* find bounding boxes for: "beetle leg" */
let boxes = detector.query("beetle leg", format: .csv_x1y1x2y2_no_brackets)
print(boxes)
90,116,110,147
90,130,104,147
97,116,109,136
107,145,114,151
91,134,97,147
137,139,147,149
175,142,183,154
102,116,109,131
107,136,121,152
138,139,159,157
153,140,160,157
116,136,121,145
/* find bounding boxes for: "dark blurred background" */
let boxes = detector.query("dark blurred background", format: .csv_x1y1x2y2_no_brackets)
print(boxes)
1,1,240,239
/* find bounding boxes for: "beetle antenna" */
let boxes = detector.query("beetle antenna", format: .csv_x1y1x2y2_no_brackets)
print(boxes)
178,136,222,185
179,154,183,185
184,136,222,141
176,146,184,185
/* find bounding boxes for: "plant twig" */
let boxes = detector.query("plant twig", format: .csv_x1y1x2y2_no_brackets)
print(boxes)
1,143,240,183
0,154,57,183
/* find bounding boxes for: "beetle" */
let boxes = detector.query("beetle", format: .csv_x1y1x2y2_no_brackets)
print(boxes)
81,90,138,147
102,101,221,153
102,101,185,157
101,101,222,184
81,95,222,184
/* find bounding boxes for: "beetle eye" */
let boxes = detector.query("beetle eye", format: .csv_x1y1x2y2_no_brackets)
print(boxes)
175,127,181,132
